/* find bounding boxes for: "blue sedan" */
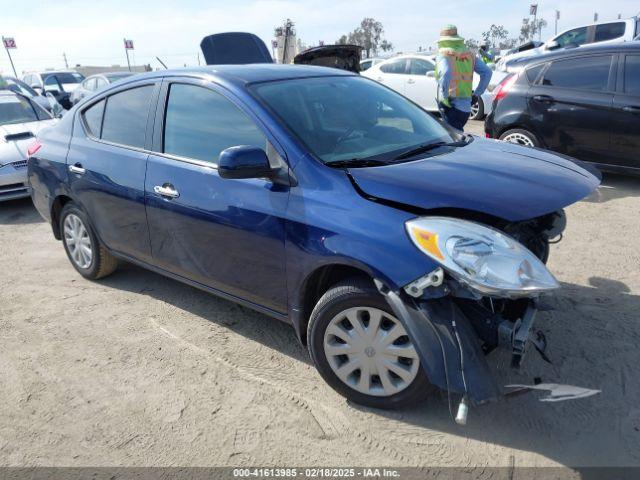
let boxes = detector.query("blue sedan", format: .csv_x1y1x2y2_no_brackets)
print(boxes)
27,64,599,416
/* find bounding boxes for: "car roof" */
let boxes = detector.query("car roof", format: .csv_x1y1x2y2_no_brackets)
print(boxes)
519,42,640,68
123,64,356,86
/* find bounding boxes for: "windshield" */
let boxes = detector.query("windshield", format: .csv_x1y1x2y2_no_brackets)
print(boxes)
45,72,84,84
0,95,40,126
250,76,453,164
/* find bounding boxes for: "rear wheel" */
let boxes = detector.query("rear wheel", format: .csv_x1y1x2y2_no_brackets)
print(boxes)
499,128,539,147
60,202,118,280
307,278,431,409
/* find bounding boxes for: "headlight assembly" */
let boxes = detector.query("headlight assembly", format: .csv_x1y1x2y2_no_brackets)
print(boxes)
406,217,559,298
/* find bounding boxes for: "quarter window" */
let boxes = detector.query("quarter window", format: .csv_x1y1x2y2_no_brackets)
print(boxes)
101,85,153,148
83,99,105,137
163,83,266,164
594,22,625,42
624,55,640,95
380,58,409,74
541,55,612,91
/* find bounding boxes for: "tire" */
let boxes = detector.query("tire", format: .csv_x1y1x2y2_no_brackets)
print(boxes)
499,128,540,148
60,202,118,280
307,278,432,409
469,97,485,120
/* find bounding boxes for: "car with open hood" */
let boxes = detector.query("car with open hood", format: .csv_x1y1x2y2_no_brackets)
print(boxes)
27,34,600,422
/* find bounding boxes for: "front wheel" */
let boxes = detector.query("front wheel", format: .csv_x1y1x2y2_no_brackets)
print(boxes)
469,96,485,120
60,202,118,280
307,278,431,409
499,128,540,148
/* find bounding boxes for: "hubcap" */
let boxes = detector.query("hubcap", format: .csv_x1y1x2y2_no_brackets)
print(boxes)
470,101,480,119
323,307,420,397
502,132,534,147
63,213,93,269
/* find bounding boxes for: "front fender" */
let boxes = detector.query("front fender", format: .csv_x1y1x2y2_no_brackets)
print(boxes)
376,281,501,405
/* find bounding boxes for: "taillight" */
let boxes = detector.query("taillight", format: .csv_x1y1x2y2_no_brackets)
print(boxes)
27,141,42,157
494,73,518,102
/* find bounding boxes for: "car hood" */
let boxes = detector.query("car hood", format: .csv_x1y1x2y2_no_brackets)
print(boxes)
347,137,600,222
200,32,273,65
294,45,363,73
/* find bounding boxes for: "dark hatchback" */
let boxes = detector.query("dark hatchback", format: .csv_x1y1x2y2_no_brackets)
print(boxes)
28,65,600,418
486,43,640,175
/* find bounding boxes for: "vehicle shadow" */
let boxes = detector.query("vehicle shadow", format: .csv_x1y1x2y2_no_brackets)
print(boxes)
102,265,639,467
583,172,640,203
0,197,44,225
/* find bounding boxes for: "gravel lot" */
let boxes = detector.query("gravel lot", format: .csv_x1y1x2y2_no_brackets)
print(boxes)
1,121,639,468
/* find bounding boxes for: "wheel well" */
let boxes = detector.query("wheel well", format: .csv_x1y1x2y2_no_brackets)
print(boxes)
50,195,73,239
297,264,373,345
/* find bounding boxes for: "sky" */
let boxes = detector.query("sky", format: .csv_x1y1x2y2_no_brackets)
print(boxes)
0,0,638,74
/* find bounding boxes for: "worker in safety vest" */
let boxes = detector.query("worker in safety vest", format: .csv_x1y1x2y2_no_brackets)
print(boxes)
479,43,495,67
435,25,492,131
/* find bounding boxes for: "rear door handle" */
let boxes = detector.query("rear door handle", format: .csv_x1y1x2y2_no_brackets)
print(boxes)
532,94,554,103
407,79,416,84
154,184,180,199
376,77,384,82
68,163,86,175
622,105,640,113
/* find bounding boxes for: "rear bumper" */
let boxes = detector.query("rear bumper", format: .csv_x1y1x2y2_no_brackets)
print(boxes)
0,164,29,202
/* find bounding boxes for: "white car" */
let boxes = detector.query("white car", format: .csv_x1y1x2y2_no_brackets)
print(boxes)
497,17,640,71
0,91,56,201
361,53,498,120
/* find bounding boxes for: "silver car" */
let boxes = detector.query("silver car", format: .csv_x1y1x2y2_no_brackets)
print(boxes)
0,91,57,202
70,72,136,106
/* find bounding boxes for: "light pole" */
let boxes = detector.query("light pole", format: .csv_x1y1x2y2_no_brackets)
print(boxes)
555,10,560,35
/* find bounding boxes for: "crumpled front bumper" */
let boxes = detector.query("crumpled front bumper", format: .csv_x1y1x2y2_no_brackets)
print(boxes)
376,280,541,406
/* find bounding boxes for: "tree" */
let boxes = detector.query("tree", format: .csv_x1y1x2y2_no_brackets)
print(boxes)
335,17,392,58
482,24,509,49
519,17,548,43
465,38,479,51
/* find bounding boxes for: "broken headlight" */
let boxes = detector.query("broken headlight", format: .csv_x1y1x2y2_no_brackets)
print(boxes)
405,217,559,298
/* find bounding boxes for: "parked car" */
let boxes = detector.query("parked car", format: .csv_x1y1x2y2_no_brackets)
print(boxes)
497,16,640,71
359,57,385,71
22,71,85,110
1,76,64,115
486,43,640,175
0,91,56,201
361,53,496,120
70,72,136,106
28,59,601,416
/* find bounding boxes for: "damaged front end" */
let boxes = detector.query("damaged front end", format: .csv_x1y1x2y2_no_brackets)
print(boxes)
375,211,571,422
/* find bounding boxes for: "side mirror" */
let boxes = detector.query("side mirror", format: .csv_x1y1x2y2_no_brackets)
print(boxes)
218,146,274,180
545,40,559,50
46,93,64,117
426,71,436,78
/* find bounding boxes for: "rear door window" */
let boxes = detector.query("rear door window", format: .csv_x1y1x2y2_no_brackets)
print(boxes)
163,83,266,164
101,85,153,148
541,55,612,91
623,55,640,96
526,64,546,84
594,22,626,42
380,58,409,74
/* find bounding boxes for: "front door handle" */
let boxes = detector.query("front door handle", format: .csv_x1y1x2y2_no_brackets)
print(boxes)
622,105,640,114
154,184,180,199
376,77,384,82
68,163,86,175
407,79,416,84
532,94,555,103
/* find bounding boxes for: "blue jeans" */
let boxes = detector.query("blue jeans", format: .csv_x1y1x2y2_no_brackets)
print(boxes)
441,104,471,131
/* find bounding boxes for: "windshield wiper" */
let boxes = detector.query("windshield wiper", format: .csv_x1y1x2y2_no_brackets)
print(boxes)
327,158,391,168
394,137,470,160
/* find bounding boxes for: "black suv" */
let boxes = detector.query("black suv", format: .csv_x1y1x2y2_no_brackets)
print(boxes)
486,43,640,175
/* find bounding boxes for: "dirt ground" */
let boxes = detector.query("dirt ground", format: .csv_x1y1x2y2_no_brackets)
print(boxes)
1,121,639,468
